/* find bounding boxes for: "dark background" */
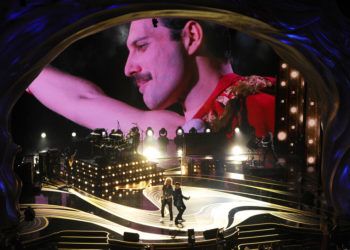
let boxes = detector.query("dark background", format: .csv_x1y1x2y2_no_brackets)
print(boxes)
11,23,280,155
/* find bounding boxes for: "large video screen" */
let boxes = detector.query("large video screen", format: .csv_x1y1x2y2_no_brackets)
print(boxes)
33,19,277,133
13,18,280,156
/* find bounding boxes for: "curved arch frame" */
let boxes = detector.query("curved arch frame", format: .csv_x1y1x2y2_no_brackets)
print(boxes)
1,1,349,230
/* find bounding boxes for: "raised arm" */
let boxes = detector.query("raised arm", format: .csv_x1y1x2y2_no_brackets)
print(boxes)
28,66,185,138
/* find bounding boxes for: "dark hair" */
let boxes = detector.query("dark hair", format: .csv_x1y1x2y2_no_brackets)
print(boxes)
159,18,232,63
175,182,180,185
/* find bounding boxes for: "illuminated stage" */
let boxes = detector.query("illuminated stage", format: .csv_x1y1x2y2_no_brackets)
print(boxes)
18,167,324,249
3,2,350,250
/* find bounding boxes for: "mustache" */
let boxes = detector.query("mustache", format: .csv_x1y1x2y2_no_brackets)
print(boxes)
132,73,153,84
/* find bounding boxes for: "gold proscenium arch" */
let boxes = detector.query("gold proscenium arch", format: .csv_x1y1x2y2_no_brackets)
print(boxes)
3,6,334,231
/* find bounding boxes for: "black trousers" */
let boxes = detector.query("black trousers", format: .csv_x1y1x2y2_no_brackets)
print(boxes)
161,198,173,220
175,203,186,222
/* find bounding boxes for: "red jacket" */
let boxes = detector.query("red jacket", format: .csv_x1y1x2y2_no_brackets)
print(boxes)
193,73,275,138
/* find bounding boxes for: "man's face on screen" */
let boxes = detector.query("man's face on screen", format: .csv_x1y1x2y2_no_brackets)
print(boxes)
125,19,191,110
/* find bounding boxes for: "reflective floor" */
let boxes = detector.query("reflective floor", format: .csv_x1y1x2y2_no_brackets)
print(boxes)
18,162,329,249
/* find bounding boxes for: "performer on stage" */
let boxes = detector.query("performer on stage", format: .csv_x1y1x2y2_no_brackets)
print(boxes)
173,182,190,226
160,177,174,222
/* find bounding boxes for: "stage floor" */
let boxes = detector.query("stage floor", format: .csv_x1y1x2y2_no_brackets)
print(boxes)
18,168,324,248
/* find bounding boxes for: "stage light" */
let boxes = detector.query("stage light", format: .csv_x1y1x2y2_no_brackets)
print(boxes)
310,101,315,106
205,127,211,133
40,132,46,138
176,127,184,136
277,131,287,141
290,70,299,78
189,127,197,134
308,118,316,127
307,166,315,173
234,127,240,134
281,117,285,121
290,106,297,114
174,127,185,150
308,139,314,144
307,156,316,164
71,132,77,137
281,63,287,69
146,127,154,137
280,81,286,87
227,145,248,163
226,172,245,180
159,128,167,137
158,128,169,152
143,146,161,161
291,125,295,130
231,146,245,157
177,149,183,157
281,99,285,103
